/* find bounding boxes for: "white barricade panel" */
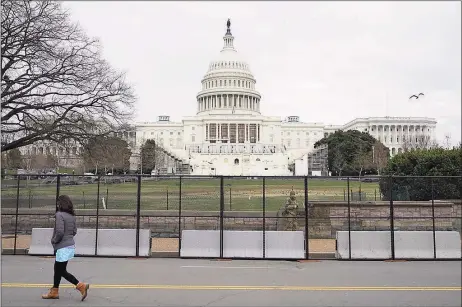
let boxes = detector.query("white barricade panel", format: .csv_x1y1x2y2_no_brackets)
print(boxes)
435,231,462,258
265,231,305,259
74,229,97,256
395,231,461,259
28,228,54,255
97,229,151,257
223,231,263,258
180,230,220,257
336,231,392,259
394,231,433,259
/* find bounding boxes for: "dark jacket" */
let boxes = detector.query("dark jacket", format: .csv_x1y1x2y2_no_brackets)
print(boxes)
51,211,77,250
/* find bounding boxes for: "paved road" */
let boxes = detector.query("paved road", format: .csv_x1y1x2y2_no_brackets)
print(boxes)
1,256,461,307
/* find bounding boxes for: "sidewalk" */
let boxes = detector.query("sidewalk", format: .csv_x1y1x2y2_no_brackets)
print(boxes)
1,256,461,307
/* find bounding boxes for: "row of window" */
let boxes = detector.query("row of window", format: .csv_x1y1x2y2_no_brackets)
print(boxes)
281,131,321,136
209,61,248,71
28,147,80,156
378,135,429,144
370,127,431,132
144,131,182,137
203,78,255,90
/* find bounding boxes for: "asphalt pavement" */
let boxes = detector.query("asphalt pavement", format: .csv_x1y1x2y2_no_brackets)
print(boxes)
1,256,461,307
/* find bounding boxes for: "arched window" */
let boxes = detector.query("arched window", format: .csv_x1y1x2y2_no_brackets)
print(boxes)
234,158,239,165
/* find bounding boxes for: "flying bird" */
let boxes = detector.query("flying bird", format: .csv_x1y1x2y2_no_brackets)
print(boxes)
409,93,424,100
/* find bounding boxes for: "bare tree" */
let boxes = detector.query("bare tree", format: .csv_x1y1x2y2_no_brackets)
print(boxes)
443,134,452,149
1,0,135,152
81,136,131,174
331,147,347,177
372,142,389,175
402,135,439,151
1,148,22,169
351,151,373,177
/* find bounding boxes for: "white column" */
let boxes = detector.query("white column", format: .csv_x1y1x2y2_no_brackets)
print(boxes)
236,122,239,142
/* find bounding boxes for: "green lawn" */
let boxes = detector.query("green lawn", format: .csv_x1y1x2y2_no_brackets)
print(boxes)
2,178,381,211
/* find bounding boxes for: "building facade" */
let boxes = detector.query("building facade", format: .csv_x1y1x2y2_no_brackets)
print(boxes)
18,20,437,175
131,20,437,176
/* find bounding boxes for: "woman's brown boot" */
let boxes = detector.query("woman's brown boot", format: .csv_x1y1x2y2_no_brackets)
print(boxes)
76,282,89,301
41,287,59,299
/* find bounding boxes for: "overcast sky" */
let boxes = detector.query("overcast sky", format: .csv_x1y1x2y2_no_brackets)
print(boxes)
63,1,461,146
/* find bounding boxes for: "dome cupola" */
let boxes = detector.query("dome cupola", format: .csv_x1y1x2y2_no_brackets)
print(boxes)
196,19,262,116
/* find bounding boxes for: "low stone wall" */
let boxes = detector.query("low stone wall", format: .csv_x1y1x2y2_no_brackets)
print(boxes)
2,201,460,239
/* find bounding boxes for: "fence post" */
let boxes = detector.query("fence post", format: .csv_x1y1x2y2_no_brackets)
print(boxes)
220,177,224,259
166,188,169,210
55,175,61,212
106,188,109,210
94,176,101,256
53,174,61,257
388,176,395,260
431,177,436,259
136,175,142,257
13,175,20,255
262,177,266,259
178,176,182,255
347,177,351,260
304,176,309,260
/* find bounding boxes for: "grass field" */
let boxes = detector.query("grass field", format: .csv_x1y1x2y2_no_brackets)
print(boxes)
2,178,381,211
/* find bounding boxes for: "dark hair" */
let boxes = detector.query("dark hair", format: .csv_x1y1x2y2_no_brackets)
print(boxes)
57,195,75,216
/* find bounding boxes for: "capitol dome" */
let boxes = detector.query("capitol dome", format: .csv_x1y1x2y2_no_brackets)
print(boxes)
196,19,261,116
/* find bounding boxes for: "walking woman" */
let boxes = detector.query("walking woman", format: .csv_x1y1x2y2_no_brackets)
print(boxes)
42,195,90,301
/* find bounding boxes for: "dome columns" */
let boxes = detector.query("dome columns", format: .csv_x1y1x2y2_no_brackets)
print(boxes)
197,93,260,113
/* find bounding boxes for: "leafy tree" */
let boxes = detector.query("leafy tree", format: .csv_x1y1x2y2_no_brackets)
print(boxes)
1,0,135,152
379,147,461,201
314,130,389,176
81,136,131,174
140,139,166,174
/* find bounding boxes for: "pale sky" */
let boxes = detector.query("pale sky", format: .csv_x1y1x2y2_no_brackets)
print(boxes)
63,1,461,146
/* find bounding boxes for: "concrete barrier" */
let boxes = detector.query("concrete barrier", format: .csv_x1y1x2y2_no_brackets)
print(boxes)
223,231,263,258
394,231,461,259
336,231,461,259
265,231,305,259
180,230,220,258
28,228,54,255
28,228,151,257
180,230,305,259
336,231,392,259
96,228,151,257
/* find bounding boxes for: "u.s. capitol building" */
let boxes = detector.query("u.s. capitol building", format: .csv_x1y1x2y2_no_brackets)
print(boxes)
131,20,436,176
20,20,437,176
